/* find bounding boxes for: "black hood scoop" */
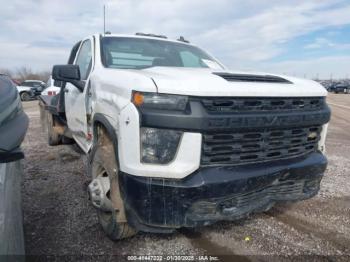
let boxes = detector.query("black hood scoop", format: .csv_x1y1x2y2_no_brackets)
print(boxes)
213,72,292,84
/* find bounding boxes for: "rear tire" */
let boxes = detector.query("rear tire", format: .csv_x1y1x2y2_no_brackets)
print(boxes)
88,127,137,240
47,113,61,146
20,92,31,101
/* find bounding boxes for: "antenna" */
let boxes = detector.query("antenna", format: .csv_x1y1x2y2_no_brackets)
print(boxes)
103,5,106,35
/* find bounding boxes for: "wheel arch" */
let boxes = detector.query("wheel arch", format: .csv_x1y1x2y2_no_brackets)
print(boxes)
19,91,28,96
92,113,120,166
19,91,31,101
90,113,137,238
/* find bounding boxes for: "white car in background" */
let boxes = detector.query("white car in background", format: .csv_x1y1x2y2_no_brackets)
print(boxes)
41,76,61,96
16,85,33,101
16,80,46,101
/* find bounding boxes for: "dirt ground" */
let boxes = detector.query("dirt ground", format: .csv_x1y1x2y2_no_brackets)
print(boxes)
21,93,350,261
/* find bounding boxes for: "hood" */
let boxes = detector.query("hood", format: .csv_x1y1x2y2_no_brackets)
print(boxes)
132,67,327,97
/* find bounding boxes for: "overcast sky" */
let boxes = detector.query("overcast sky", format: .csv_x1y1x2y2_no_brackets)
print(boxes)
1,0,350,79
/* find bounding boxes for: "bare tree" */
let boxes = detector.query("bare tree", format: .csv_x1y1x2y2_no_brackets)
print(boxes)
12,67,50,82
16,67,34,82
38,71,51,82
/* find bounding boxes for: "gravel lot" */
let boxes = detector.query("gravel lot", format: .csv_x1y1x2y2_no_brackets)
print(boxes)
22,94,350,261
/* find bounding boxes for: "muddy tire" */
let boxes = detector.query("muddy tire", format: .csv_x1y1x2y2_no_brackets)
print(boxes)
39,102,47,132
20,92,31,101
88,128,137,240
47,113,61,146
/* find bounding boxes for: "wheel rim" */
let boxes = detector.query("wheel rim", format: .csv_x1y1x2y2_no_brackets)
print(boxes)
90,154,115,224
21,93,30,101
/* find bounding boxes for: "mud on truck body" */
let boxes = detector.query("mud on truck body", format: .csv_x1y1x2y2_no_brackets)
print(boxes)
39,33,331,240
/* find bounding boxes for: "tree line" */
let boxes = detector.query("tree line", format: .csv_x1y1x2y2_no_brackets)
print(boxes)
0,67,50,83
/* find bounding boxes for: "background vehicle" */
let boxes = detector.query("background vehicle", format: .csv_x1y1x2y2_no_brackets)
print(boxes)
17,80,46,101
0,74,28,257
41,76,61,96
40,33,330,240
319,80,350,93
333,84,350,94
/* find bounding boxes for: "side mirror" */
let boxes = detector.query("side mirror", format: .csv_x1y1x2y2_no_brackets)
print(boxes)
53,80,63,87
52,65,84,92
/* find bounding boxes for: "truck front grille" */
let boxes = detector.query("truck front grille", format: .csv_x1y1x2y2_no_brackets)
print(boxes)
201,126,321,165
201,97,325,113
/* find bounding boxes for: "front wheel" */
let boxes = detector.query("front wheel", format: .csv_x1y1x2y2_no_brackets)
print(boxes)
47,113,61,146
20,92,31,101
88,128,137,240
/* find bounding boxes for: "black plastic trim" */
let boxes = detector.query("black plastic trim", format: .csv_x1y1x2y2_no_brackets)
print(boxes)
213,72,293,84
0,148,25,163
139,100,331,132
120,152,327,231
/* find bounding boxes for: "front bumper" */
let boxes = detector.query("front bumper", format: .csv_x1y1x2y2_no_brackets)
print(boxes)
120,152,327,233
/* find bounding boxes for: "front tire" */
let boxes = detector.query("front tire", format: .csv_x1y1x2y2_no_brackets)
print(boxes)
20,92,31,101
88,128,137,240
47,113,61,146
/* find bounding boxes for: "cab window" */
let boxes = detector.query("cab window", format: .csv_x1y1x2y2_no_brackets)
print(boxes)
21,81,33,87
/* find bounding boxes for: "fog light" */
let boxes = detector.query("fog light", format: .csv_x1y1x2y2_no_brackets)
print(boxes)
140,128,182,164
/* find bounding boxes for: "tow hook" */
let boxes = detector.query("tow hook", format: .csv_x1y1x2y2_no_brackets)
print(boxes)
88,177,114,212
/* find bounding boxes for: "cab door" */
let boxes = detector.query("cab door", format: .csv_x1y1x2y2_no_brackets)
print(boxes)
64,37,94,153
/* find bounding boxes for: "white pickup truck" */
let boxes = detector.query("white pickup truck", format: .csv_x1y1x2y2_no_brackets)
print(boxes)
40,33,331,240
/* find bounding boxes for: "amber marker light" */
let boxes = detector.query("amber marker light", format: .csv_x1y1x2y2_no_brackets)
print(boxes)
132,92,144,106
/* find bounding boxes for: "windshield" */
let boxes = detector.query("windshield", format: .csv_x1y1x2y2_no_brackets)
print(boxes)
101,37,224,70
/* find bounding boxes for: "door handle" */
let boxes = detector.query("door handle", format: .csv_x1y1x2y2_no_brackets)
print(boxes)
64,89,69,93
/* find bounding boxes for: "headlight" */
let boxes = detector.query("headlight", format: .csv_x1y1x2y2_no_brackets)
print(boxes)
140,128,182,164
132,91,188,111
